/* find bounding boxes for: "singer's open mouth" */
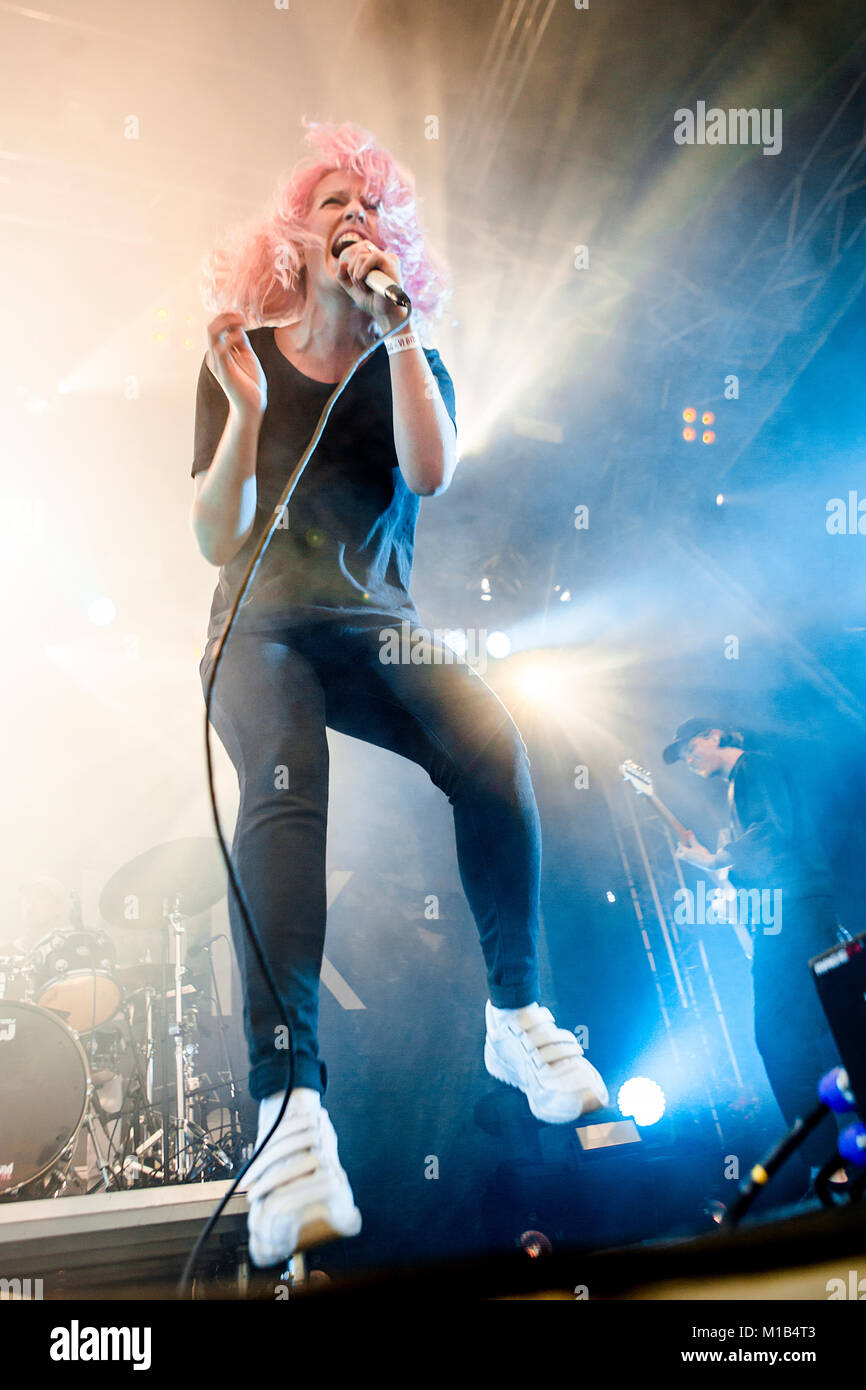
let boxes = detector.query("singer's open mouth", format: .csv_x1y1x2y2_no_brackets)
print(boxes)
331,230,371,258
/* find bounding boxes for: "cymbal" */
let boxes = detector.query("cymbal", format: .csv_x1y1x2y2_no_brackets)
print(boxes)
99,838,226,931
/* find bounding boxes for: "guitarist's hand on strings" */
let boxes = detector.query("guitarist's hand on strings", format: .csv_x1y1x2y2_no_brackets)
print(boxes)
675,832,719,870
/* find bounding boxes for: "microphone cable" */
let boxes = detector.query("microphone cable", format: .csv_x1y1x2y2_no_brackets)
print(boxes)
178,299,413,1298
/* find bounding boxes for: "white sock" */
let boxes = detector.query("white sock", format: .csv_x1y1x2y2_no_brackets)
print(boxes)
489,1000,538,1018
257,1087,321,1137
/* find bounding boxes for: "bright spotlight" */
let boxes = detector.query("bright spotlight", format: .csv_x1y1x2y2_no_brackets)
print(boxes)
442,629,467,658
515,662,566,706
617,1077,666,1127
87,596,117,626
715,493,725,506
606,891,616,903
486,631,511,659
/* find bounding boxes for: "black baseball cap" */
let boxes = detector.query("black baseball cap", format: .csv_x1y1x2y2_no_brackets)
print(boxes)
663,718,728,765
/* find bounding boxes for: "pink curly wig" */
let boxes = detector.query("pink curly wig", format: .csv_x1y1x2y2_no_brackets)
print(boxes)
200,119,452,340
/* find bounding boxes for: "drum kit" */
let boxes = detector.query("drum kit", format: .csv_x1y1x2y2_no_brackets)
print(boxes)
0,838,247,1200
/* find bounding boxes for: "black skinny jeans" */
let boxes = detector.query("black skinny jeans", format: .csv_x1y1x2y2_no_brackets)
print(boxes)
200,621,542,1101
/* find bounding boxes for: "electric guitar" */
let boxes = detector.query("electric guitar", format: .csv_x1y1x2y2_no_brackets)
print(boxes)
619,759,753,958
619,760,731,889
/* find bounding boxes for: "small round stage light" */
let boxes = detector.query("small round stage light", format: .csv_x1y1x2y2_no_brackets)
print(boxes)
702,430,715,444
519,1230,552,1258
486,631,511,659
606,891,616,903
682,407,697,422
715,493,725,507
617,1076,666,1126
701,411,715,425
87,595,117,626
682,427,696,442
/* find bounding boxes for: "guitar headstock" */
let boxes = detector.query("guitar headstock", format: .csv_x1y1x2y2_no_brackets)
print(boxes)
620,759,654,796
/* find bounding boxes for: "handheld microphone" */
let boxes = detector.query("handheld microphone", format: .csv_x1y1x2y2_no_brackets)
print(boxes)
364,267,411,311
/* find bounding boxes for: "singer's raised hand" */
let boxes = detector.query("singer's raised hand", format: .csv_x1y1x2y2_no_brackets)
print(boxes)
336,241,406,330
206,312,268,418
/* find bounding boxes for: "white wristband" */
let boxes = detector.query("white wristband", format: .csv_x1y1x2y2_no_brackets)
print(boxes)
384,330,421,357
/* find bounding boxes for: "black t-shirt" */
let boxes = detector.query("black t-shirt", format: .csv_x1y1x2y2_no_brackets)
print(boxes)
191,326,456,640
724,750,834,899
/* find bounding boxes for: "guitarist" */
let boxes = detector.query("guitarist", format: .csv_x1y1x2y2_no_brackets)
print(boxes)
662,718,845,1177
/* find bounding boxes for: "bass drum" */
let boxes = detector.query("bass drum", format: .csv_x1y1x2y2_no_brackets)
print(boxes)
30,928,122,1034
0,1001,90,1195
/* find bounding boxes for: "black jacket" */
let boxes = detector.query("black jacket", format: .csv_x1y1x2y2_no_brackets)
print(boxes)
721,750,834,899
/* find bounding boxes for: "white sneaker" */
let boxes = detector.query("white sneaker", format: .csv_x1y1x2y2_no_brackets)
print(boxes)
484,1001,609,1124
244,1087,361,1267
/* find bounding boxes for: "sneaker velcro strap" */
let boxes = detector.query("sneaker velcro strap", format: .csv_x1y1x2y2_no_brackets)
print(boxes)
245,1120,320,1194
525,1022,583,1051
536,1040,584,1064
247,1164,351,1267
249,1163,336,1209
246,1146,321,1202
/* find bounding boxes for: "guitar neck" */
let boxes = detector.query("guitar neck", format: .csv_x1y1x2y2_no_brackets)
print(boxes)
645,792,690,843
645,790,727,887
621,763,733,900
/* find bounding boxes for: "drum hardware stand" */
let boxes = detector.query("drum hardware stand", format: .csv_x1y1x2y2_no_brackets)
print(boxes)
83,1088,113,1192
178,1118,235,1179
159,894,236,1182
131,974,170,1182
120,1128,163,1184
166,894,194,1178
143,983,156,1106
203,934,244,1152
75,995,167,1191
95,836,231,1184
186,936,246,1166
116,993,165,1173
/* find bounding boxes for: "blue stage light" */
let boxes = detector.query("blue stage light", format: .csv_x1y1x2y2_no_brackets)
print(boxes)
617,1076,666,1126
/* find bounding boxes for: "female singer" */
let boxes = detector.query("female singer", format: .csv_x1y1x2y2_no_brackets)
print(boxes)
190,120,607,1267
